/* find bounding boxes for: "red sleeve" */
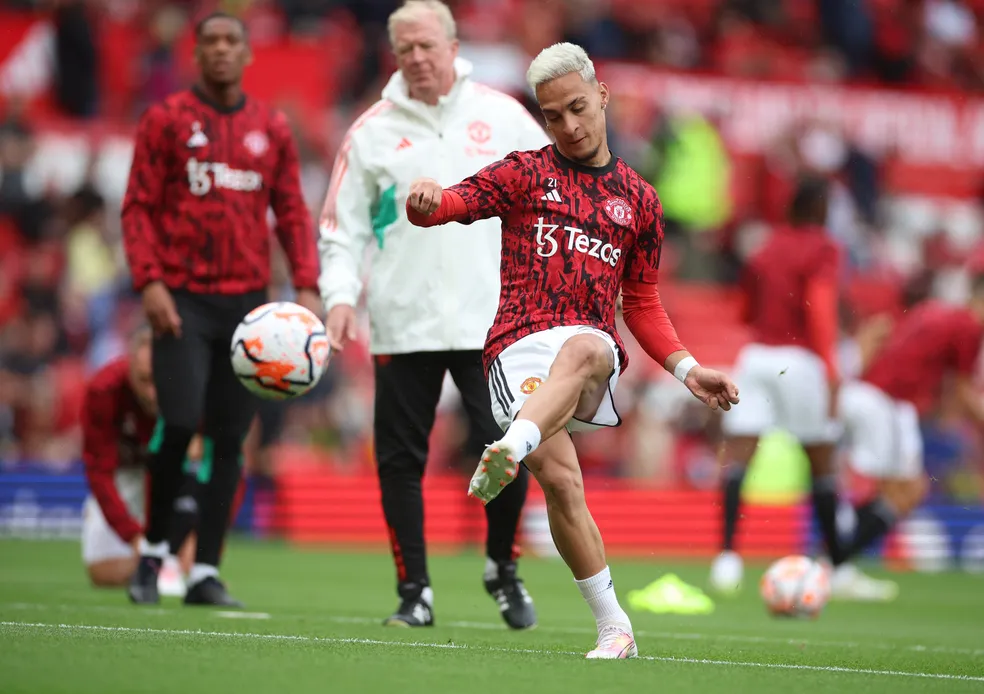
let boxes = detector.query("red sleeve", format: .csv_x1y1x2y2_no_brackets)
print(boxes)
269,111,319,291
406,190,469,228
121,104,168,292
805,241,841,381
443,151,524,223
82,379,142,542
621,278,686,368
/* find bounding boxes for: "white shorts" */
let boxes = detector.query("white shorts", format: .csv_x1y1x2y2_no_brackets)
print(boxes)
721,343,839,444
81,469,145,565
488,326,621,433
838,380,924,479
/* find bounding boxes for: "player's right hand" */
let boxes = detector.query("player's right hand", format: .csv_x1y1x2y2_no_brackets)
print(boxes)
142,281,182,338
408,178,443,216
684,366,740,411
326,304,357,352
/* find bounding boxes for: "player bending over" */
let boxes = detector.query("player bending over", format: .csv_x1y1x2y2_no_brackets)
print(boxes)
407,42,739,659
82,327,198,592
836,274,984,597
710,177,848,594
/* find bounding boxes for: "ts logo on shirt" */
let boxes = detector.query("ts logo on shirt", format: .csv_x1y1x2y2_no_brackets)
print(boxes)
533,217,621,267
186,158,263,196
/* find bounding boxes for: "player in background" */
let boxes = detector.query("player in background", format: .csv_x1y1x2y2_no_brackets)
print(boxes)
121,11,321,607
407,43,739,658
82,327,197,593
709,177,848,594
318,0,547,628
835,275,984,598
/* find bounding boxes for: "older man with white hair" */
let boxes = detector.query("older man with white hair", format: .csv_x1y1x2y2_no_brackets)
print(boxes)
317,0,548,629
406,42,739,658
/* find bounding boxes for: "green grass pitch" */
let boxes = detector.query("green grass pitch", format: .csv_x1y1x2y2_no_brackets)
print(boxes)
1,539,982,693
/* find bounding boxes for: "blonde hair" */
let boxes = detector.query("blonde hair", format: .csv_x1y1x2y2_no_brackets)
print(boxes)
527,42,596,96
387,0,457,46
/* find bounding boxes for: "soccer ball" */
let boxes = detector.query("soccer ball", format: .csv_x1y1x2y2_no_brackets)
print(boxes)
759,555,831,619
230,301,331,401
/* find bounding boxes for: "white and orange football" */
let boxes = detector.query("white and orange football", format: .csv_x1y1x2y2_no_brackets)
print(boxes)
759,555,831,619
230,301,331,401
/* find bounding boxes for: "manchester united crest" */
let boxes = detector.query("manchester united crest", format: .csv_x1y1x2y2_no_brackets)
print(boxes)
468,120,491,144
603,197,633,227
243,130,269,157
520,377,542,394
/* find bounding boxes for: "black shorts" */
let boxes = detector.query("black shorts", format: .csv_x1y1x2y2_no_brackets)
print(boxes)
152,290,266,440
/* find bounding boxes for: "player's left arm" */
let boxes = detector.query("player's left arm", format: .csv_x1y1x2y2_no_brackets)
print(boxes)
406,152,525,228
620,189,739,411
269,112,321,312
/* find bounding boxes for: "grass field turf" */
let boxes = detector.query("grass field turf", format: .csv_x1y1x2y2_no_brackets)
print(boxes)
1,539,982,694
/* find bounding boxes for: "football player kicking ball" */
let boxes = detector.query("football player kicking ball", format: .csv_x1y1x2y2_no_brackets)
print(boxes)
407,42,739,659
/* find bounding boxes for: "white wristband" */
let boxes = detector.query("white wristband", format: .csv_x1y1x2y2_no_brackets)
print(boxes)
674,356,699,384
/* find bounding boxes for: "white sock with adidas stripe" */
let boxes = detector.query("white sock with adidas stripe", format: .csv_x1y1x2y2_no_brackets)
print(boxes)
498,419,541,461
575,566,631,631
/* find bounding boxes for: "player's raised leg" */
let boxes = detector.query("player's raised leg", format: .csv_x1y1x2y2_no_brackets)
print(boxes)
375,353,447,626
449,350,536,630
524,430,636,658
470,333,613,502
130,297,211,605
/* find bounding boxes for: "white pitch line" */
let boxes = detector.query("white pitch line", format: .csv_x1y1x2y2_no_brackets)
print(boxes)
1,621,982,683
332,614,984,658
5,603,984,658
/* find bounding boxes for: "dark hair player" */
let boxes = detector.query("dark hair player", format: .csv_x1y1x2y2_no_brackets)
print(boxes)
121,11,322,607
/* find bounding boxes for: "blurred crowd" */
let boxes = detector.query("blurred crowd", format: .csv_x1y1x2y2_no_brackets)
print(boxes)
1,0,983,503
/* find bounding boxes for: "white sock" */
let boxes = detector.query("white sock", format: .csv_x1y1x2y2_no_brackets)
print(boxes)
188,563,219,587
575,566,632,631
420,586,434,608
162,554,184,572
499,419,541,460
483,557,498,582
139,538,168,559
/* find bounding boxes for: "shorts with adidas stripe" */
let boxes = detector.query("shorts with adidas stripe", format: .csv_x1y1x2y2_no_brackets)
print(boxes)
487,326,622,434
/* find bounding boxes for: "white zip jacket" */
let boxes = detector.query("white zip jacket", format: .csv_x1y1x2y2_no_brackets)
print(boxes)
317,58,549,354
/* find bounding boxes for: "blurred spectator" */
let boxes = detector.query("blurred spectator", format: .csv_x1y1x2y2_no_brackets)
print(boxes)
646,107,733,281
818,0,875,77
52,0,100,119
136,4,186,115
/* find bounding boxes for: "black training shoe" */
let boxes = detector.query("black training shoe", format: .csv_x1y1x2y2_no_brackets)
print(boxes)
384,584,434,627
183,577,244,608
485,562,537,630
128,556,162,605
